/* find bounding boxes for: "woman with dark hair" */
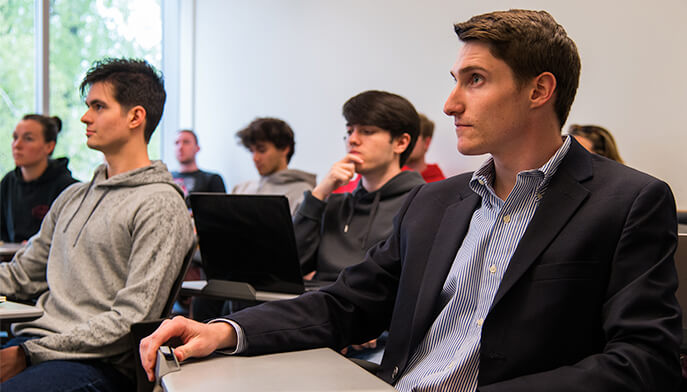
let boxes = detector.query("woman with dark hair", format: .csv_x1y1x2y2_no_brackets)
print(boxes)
1,114,78,243
568,124,624,164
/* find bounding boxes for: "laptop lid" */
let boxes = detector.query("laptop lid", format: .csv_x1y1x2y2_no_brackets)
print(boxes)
190,193,305,294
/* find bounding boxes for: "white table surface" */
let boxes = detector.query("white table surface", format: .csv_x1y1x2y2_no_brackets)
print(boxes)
162,347,397,392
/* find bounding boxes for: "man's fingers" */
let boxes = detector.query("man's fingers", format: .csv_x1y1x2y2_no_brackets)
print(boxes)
140,316,192,381
343,153,364,165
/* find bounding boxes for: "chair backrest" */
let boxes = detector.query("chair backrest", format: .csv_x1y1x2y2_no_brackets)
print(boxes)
160,240,197,317
131,239,197,392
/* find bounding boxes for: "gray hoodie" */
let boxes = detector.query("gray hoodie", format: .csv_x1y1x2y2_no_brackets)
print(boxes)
232,168,317,214
0,161,195,377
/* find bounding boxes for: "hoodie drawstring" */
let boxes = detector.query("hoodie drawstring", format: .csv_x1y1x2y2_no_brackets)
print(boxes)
62,172,111,247
343,194,355,233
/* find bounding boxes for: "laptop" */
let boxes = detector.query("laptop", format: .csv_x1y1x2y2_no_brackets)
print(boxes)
190,193,328,296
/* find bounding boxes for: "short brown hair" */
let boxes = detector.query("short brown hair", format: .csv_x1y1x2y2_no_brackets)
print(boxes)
343,90,420,167
80,58,165,143
236,118,296,163
418,113,435,139
454,9,581,127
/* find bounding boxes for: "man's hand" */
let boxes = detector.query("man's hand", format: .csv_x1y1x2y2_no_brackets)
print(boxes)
139,316,237,382
312,154,364,200
340,338,378,355
0,345,27,382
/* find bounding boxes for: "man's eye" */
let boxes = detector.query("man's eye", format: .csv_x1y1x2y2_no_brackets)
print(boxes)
471,74,483,84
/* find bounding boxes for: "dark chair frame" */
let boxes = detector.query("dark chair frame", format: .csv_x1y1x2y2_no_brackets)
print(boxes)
130,240,197,392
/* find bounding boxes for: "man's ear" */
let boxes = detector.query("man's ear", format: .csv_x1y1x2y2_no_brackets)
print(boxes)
529,72,557,109
128,105,147,130
393,132,411,154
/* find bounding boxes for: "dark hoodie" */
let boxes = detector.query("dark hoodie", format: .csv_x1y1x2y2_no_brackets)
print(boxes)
295,170,425,282
0,157,78,242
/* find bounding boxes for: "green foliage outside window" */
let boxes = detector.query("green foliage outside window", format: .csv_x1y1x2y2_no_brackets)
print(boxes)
0,0,161,181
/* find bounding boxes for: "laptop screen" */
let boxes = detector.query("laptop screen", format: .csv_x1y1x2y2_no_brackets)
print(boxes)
190,193,305,294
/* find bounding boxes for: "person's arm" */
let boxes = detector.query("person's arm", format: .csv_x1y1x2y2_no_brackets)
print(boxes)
311,154,361,200
293,191,328,275
138,184,424,379
0,346,27,382
21,191,195,365
479,179,681,391
139,316,237,382
0,183,76,298
293,154,361,275
284,182,314,215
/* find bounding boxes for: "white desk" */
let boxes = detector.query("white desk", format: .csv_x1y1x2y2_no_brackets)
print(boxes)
162,347,396,391
0,300,43,321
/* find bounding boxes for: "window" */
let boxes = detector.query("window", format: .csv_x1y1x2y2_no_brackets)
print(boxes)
0,0,35,174
0,0,162,181
50,0,162,180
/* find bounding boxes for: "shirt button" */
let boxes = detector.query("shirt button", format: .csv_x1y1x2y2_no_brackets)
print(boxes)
503,214,511,223
392,366,399,379
489,265,497,274
478,178,485,185
535,193,543,201
477,318,484,326
446,360,457,370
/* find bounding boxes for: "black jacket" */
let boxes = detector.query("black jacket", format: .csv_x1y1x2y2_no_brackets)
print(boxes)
294,171,425,281
230,140,681,391
1,157,78,242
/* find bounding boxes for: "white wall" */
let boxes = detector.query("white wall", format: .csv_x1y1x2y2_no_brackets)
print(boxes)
168,0,687,208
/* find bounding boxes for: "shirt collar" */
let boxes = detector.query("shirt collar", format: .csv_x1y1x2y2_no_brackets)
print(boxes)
470,135,572,194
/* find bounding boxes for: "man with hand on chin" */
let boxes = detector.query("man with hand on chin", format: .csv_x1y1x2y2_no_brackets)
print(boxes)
294,90,424,284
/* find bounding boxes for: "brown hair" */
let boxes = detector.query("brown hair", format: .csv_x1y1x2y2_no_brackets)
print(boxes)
454,9,581,127
343,90,420,167
568,124,624,164
236,118,296,163
178,129,199,145
80,58,165,144
418,113,435,139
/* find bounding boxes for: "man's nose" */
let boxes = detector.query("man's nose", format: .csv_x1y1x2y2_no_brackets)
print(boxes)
444,85,465,116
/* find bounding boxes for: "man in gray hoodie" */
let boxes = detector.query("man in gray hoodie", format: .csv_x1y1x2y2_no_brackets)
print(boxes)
233,117,316,214
0,58,195,391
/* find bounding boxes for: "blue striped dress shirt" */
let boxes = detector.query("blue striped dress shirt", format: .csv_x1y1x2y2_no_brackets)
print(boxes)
394,136,571,392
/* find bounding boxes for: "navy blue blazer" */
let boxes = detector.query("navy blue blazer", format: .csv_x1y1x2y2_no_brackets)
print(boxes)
230,139,681,391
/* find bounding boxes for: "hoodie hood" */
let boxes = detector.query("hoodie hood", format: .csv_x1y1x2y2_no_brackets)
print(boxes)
350,170,424,201
261,169,317,187
62,160,183,246
342,170,424,246
92,160,183,196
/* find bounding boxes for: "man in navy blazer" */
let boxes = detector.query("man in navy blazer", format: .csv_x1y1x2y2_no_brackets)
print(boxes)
140,9,681,391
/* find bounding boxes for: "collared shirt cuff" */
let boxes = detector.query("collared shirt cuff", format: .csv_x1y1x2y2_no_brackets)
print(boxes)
208,318,246,354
